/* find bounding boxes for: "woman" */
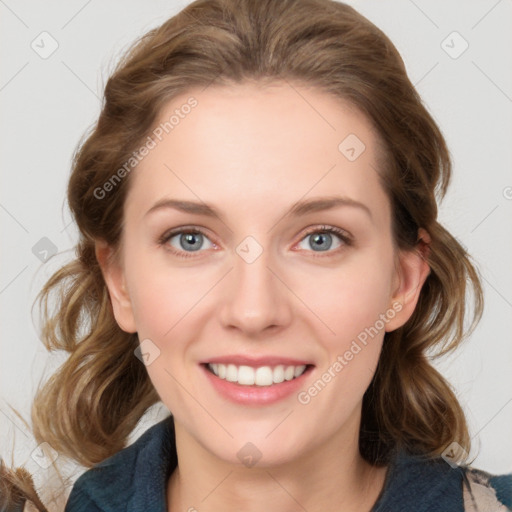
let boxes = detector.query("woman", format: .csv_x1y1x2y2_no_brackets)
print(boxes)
1,0,510,510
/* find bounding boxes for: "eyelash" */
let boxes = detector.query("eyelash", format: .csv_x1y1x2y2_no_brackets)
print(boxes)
157,225,353,259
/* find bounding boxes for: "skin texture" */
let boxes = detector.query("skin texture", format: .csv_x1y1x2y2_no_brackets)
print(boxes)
96,81,430,512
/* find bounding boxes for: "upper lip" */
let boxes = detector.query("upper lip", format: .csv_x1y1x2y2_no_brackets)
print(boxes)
202,355,313,367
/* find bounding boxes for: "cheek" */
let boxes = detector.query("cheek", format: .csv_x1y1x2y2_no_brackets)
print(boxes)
129,280,175,339
124,254,203,410
125,248,203,339
292,252,394,403
294,252,395,344
295,265,392,419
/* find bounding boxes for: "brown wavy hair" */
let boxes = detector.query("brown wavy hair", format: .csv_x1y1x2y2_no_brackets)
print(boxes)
1,0,484,509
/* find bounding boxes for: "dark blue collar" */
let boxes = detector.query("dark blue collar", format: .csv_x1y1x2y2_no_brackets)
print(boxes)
371,443,465,511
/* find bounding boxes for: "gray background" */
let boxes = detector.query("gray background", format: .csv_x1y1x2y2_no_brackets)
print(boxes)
1,0,511,493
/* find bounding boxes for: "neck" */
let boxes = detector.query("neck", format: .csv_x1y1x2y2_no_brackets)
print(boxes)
167,414,388,512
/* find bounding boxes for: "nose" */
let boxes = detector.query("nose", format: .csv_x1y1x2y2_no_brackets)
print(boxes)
218,243,293,336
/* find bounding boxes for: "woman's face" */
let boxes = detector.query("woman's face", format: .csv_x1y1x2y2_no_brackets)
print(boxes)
99,81,428,466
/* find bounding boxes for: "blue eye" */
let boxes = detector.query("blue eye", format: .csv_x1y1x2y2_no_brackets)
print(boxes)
297,225,352,255
158,228,215,258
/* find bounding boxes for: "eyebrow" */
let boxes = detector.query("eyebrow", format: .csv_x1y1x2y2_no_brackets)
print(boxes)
144,195,372,221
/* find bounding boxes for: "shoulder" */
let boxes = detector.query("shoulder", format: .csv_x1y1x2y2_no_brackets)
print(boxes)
373,447,512,512
462,466,512,511
64,415,176,512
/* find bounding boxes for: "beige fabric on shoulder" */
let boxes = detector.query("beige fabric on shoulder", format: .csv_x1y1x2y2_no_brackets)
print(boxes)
463,469,511,512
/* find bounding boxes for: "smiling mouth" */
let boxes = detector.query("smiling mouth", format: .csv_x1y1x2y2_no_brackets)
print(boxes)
204,362,313,386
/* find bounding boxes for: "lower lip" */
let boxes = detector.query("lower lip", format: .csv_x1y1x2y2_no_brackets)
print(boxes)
201,364,314,406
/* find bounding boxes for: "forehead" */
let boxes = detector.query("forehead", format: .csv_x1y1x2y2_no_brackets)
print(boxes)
125,81,388,225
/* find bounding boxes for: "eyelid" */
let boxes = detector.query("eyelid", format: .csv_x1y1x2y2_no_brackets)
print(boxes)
299,224,352,242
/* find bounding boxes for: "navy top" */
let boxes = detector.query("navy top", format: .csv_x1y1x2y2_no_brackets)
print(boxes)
64,415,512,512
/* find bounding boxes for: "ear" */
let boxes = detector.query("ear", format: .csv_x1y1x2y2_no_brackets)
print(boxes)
385,228,431,332
95,239,137,333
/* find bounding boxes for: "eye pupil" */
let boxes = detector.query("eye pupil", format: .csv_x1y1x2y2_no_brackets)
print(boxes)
181,232,202,251
310,232,332,251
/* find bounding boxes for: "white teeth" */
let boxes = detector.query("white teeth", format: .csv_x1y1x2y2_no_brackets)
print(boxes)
207,363,307,386
255,366,273,386
226,364,238,382
273,365,285,383
284,366,295,381
293,366,304,378
238,365,255,385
